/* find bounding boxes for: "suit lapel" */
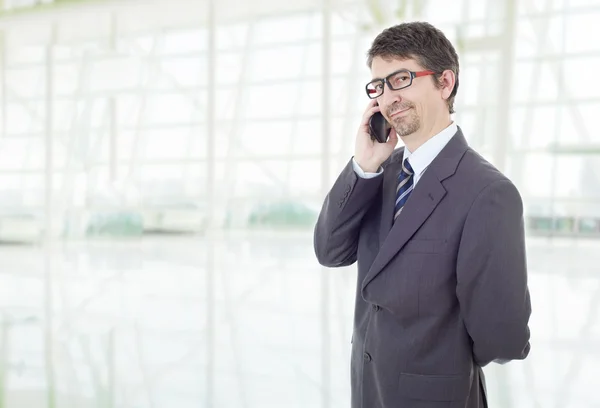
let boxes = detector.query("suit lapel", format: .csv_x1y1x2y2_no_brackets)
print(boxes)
362,127,470,292
363,171,446,291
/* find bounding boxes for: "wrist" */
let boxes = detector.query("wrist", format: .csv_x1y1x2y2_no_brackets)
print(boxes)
354,157,380,173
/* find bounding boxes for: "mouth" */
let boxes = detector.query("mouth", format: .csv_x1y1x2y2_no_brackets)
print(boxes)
390,107,411,117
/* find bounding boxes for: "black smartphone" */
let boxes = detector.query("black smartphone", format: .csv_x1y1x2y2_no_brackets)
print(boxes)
369,111,391,143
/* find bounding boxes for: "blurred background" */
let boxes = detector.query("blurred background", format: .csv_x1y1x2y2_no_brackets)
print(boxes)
0,0,599,407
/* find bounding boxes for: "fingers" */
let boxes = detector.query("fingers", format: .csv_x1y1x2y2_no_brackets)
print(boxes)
366,98,378,109
361,103,381,127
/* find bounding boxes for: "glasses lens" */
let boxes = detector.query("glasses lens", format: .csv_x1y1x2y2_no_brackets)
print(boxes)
388,70,411,90
366,81,383,98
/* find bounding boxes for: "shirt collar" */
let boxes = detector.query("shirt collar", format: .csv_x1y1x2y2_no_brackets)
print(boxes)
402,122,458,176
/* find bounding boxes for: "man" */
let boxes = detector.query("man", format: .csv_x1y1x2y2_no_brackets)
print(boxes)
313,22,531,408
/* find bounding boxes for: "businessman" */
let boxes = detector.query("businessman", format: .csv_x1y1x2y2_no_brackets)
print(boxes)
314,22,531,408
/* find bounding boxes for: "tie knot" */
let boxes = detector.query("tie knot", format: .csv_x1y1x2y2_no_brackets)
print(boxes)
402,158,413,175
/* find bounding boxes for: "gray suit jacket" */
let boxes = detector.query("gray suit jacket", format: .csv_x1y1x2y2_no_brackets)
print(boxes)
314,128,531,408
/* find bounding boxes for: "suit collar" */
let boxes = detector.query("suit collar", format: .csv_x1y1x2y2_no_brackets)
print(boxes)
428,126,469,182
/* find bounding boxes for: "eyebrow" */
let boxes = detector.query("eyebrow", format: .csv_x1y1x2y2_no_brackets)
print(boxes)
371,68,409,81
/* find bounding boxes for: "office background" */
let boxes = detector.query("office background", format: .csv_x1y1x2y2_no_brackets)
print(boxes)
0,0,599,406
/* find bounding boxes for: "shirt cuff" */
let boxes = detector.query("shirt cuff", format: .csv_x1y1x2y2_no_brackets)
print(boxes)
352,157,383,179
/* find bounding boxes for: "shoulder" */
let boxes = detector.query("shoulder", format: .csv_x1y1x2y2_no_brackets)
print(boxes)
458,148,522,206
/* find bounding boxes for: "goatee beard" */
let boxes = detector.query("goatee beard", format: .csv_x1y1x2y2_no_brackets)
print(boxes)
391,109,420,137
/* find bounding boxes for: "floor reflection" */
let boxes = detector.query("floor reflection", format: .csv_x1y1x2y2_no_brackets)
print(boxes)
0,233,599,407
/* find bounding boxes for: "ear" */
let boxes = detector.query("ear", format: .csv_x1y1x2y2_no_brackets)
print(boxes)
439,69,456,101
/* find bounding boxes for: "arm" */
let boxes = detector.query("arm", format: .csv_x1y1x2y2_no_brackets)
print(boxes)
313,158,383,267
456,179,532,367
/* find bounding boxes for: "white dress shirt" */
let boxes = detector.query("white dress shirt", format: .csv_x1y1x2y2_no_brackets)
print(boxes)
352,122,458,185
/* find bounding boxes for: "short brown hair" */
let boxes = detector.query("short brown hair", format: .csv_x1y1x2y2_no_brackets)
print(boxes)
367,22,460,114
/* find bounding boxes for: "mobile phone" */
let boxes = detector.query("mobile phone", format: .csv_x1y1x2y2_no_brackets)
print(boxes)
368,111,391,143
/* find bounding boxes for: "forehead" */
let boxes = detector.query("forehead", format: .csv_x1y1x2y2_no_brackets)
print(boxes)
370,56,423,79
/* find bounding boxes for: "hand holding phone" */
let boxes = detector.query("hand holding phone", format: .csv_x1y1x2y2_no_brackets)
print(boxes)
354,100,398,173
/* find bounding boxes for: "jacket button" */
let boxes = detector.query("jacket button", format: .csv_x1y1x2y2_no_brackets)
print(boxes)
372,304,380,312
363,352,372,362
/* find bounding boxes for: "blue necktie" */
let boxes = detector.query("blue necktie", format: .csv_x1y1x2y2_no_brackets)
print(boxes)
394,158,414,221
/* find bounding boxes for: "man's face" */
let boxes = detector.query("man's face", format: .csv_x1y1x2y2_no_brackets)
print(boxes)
370,56,443,138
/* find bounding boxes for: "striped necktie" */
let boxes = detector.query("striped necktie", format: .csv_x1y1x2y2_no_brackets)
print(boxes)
394,158,414,221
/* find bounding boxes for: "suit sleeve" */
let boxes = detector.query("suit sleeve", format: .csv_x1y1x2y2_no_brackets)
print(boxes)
456,179,532,367
313,157,384,267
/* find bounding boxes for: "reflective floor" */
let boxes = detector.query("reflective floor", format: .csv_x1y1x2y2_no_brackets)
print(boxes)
1,232,600,407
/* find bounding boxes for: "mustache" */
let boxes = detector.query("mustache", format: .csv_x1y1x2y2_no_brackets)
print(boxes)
387,102,414,116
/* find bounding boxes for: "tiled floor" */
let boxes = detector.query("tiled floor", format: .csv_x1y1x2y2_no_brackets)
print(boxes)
1,231,599,407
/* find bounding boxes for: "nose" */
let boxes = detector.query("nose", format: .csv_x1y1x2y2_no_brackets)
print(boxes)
379,87,402,110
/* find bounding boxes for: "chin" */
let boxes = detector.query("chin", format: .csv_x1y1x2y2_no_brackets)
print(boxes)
394,123,420,137
392,114,419,134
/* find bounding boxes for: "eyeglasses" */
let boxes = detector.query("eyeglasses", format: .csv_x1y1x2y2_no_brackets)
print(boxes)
365,69,436,99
